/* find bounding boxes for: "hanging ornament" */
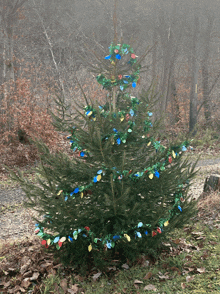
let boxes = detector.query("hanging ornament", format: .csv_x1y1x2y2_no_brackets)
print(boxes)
97,174,102,181
164,221,169,227
131,53,136,59
41,240,47,246
149,173,154,179
60,237,66,243
88,244,92,252
172,150,176,158
57,190,63,196
168,156,172,164
124,234,131,242
81,192,84,198
152,231,157,237
155,171,160,178
147,141,151,146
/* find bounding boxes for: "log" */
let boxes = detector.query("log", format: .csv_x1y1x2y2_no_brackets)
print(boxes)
203,174,220,192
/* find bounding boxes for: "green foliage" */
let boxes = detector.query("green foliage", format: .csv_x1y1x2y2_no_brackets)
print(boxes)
8,41,198,272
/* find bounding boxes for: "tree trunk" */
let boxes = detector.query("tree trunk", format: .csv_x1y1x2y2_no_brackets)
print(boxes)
189,16,199,136
202,15,213,124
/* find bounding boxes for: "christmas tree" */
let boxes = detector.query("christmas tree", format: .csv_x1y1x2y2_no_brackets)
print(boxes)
9,41,197,271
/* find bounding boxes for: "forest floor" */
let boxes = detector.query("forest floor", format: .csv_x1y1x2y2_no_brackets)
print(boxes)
1,146,220,293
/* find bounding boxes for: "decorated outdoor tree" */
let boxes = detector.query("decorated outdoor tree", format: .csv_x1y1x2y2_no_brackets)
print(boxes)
9,41,197,271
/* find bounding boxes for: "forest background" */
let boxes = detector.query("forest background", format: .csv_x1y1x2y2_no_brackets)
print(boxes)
1,0,220,171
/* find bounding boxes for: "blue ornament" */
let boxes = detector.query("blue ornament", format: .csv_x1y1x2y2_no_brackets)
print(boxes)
120,86,124,91
182,146,187,151
106,240,112,249
80,151,85,157
35,223,39,227
65,196,68,201
115,54,121,60
137,222,143,228
132,82,136,88
99,105,103,109
123,80,128,84
125,75,130,78
124,48,128,54
178,205,182,212
78,229,82,233
145,231,148,235
97,170,102,174
113,128,118,133
68,236,73,242
116,138,121,145
54,236,60,243
113,235,121,241
148,112,153,117
74,187,79,194
130,109,134,116
94,176,98,183
136,232,142,238
105,55,111,60
155,171,160,178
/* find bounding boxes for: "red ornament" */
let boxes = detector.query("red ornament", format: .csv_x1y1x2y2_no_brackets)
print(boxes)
129,170,132,174
145,170,148,173
41,240,46,246
168,156,172,164
157,227,162,234
152,231,157,237
118,74,122,79
131,53,136,59
114,49,119,53
58,240,63,247
35,229,40,234
85,226,90,231
45,244,49,249
126,114,130,121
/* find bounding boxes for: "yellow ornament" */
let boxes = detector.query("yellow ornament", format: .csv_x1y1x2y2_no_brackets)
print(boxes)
147,141,151,146
124,234,131,242
111,79,116,83
88,244,92,252
93,117,96,121
97,175,102,181
111,61,115,65
149,173,154,179
120,116,124,122
60,237,66,243
87,111,92,117
81,192,83,199
47,239,51,245
57,190,63,196
172,150,176,158
164,221,169,227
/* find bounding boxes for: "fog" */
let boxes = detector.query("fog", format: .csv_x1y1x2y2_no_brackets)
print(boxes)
1,0,220,133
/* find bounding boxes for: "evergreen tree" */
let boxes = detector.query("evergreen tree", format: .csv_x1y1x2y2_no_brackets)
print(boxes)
9,41,197,271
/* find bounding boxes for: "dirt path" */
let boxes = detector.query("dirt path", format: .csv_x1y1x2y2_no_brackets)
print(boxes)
1,157,220,242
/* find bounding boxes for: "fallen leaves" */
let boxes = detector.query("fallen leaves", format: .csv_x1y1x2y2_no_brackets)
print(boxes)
143,284,157,291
